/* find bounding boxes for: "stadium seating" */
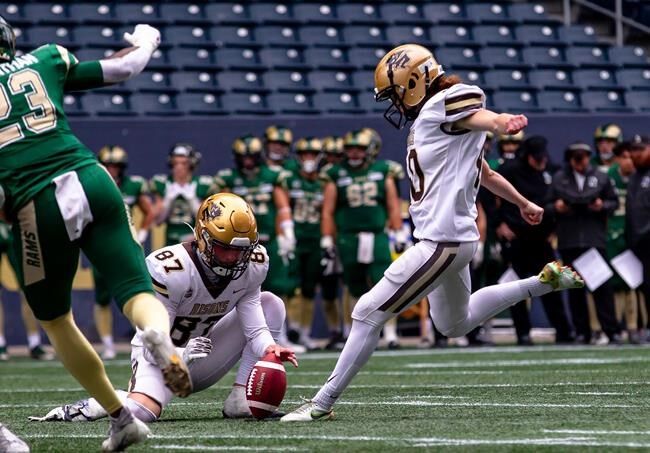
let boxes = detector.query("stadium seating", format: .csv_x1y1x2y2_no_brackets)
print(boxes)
7,1,646,116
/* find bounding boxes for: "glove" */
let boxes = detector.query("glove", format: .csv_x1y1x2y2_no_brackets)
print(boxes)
471,241,485,270
123,24,161,53
277,220,296,262
137,229,149,244
391,228,409,255
320,235,337,276
182,336,212,365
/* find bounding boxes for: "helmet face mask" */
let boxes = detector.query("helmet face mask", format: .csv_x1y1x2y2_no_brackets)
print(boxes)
0,16,15,63
199,231,254,279
294,137,323,173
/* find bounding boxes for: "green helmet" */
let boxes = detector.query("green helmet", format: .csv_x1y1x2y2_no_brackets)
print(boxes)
322,136,344,157
264,125,293,146
0,16,15,63
98,145,128,167
360,127,382,160
294,137,323,154
343,129,374,167
594,123,623,143
233,134,263,169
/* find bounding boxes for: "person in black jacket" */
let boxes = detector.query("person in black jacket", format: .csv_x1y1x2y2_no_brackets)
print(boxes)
497,136,574,345
547,142,621,344
626,135,650,331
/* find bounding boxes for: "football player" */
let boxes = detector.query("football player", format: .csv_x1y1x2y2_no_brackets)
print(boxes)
593,123,623,172
264,124,298,172
495,131,524,165
281,44,584,422
151,143,213,246
0,19,190,450
94,145,155,360
0,423,28,452
30,193,297,423
319,129,405,346
321,136,345,166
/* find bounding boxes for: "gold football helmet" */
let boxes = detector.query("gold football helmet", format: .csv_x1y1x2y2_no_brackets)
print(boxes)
233,134,263,170
322,136,343,155
195,193,259,280
498,131,525,144
594,123,623,143
264,125,293,163
98,145,128,167
374,44,444,129
360,127,382,160
295,137,323,173
343,129,374,167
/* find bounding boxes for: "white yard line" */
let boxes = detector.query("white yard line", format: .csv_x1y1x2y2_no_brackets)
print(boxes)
563,391,636,396
406,356,650,368
152,446,306,451
543,429,650,435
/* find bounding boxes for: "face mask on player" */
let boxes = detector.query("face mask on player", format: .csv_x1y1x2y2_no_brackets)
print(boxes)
301,159,318,173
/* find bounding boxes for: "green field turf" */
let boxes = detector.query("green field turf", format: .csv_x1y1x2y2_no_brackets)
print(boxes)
1,344,650,452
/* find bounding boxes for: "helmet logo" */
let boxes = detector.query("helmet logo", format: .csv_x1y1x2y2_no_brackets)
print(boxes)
207,204,222,220
387,50,410,71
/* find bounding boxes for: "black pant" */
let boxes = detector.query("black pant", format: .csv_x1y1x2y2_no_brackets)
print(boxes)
560,247,619,341
632,238,650,327
504,237,574,342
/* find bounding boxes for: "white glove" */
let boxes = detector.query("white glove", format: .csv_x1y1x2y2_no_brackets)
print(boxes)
391,228,409,254
123,24,161,53
320,235,337,276
182,336,212,365
137,229,149,244
471,241,485,270
278,220,296,261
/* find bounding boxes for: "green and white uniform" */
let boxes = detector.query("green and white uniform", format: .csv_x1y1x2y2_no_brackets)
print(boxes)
322,160,393,297
0,219,18,280
0,44,153,320
213,165,293,296
607,164,629,290
150,174,213,246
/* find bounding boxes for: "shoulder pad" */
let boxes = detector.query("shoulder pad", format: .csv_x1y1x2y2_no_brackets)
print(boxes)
443,83,485,122
145,245,192,301
129,175,145,183
246,244,269,286
387,160,405,179
198,175,214,186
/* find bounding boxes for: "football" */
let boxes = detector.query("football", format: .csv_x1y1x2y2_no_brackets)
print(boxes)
246,352,287,419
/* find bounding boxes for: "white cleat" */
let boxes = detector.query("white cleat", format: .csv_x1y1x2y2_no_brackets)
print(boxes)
539,261,585,290
101,348,117,360
141,328,192,398
101,408,150,452
222,386,253,419
280,400,333,422
0,423,30,452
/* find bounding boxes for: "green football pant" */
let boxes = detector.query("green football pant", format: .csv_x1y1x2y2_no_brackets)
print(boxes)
11,164,153,320
338,232,392,298
92,266,112,307
261,238,294,298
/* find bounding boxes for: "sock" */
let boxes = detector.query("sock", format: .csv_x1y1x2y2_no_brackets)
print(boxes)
0,334,5,348
0,300,4,345
94,305,113,341
286,295,302,330
313,319,381,411
39,311,123,414
235,343,258,386
343,296,358,338
20,296,40,336
383,318,398,343
125,397,158,422
102,335,115,351
123,293,170,333
323,298,340,333
300,296,314,336
27,333,40,349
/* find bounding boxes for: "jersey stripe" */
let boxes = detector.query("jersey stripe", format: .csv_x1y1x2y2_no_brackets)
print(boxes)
151,277,168,296
445,97,483,116
55,45,72,72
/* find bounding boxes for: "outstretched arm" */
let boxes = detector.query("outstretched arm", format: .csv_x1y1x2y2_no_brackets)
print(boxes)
455,109,528,135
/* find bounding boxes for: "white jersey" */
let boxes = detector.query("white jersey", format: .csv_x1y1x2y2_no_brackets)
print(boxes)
133,242,274,359
406,83,487,243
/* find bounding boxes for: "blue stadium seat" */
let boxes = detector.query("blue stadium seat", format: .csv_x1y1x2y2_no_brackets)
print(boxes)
204,4,250,24
123,71,172,92
491,91,542,112
176,92,226,115
466,3,514,25
293,4,340,24
557,25,598,45
608,46,649,67
484,69,531,90
357,89,384,113
336,4,382,24
537,90,585,112
168,48,216,70
163,26,210,46
169,71,217,92
83,93,134,116
23,27,74,48
343,26,389,47
159,4,207,24
616,68,650,89
114,4,163,25
422,3,470,25
308,70,354,91
62,94,88,117
348,47,387,69
385,26,431,46
580,90,631,112
263,70,311,92
131,93,180,116
0,3,24,25
214,48,263,70
515,25,561,45
217,71,265,92
220,93,271,114
479,47,525,69
74,48,114,61
69,4,117,24
267,92,318,114
564,46,614,68
259,48,307,70
624,90,650,112
304,48,351,70
313,92,362,113
521,46,570,68
573,69,619,89
529,69,574,89
148,49,175,71
249,3,293,24
255,26,298,46
23,4,71,24
508,3,556,24
380,4,426,25
298,26,342,47
454,69,485,85
436,47,483,69
473,25,518,46
74,26,119,47
211,26,254,47
429,26,474,46
351,71,374,90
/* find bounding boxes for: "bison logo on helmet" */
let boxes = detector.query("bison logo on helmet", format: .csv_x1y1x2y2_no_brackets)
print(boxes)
387,50,410,71
207,204,222,220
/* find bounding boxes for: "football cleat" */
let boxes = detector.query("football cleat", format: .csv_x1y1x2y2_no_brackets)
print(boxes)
0,346,8,361
280,400,333,422
30,345,54,361
141,328,192,398
101,348,117,360
29,398,107,422
0,423,29,453
538,261,584,290
222,386,252,419
101,407,150,452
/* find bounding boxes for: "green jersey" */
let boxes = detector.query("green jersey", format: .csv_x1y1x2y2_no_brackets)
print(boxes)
322,160,391,234
607,164,628,258
0,44,104,217
283,159,300,174
283,171,323,242
118,175,148,209
213,165,286,242
150,174,213,243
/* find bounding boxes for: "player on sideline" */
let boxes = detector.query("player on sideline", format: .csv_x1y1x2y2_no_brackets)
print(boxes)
281,44,584,422
31,193,298,423
0,18,191,450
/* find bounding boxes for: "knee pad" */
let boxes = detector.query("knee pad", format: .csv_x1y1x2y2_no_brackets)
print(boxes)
125,397,159,423
260,292,286,331
352,293,392,328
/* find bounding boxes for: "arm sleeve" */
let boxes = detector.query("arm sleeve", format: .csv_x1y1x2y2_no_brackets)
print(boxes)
443,84,485,124
64,60,104,91
99,46,154,84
